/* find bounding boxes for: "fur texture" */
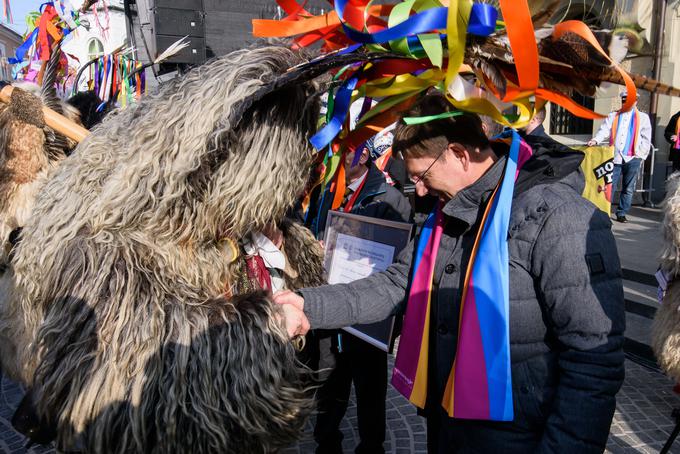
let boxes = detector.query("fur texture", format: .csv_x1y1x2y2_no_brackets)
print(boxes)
1,44,324,452
0,83,78,267
653,172,680,380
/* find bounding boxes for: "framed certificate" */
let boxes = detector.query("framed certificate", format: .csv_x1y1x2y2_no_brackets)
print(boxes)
323,210,413,352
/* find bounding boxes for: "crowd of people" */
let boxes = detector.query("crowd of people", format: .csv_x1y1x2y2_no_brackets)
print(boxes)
2,38,680,454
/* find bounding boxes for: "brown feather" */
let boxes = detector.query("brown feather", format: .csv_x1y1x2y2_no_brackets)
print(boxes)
80,0,98,11
582,69,680,98
530,0,562,28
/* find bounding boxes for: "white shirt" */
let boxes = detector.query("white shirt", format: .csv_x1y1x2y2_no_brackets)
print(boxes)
592,109,652,164
347,169,368,193
243,232,287,293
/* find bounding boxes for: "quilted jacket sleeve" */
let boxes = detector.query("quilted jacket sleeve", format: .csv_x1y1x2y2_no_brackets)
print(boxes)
531,195,625,453
300,238,414,329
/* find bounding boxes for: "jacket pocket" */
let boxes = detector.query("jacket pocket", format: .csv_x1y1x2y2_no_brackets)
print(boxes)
512,354,558,429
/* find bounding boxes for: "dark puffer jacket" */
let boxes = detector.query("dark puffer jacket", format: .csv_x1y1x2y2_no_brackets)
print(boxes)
306,162,412,238
300,136,625,453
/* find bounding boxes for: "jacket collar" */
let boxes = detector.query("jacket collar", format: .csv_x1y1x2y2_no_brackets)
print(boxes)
441,156,505,226
355,162,387,200
514,135,585,195
528,124,549,139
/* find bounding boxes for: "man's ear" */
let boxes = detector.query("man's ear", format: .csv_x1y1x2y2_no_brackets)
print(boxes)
359,148,370,165
448,143,470,170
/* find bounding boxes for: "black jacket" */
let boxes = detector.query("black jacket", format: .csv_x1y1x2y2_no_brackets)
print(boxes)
665,110,680,162
302,136,624,453
306,162,412,238
665,110,680,149
526,124,551,140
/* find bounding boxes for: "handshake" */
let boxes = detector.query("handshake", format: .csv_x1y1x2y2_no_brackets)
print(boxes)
273,290,311,339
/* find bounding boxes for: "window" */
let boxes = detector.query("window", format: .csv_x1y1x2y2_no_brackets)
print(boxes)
87,38,104,61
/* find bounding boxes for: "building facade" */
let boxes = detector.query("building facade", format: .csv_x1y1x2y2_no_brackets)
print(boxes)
63,0,129,91
545,0,679,202
0,23,23,81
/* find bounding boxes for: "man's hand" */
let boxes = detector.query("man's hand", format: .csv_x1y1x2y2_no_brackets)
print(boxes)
278,302,310,338
587,139,597,147
672,135,678,142
274,290,305,310
274,290,308,338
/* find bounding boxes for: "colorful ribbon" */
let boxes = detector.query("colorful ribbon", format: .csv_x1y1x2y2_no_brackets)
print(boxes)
392,202,444,408
310,73,360,150
2,0,13,23
8,28,39,64
611,109,639,157
403,110,462,125
441,130,531,419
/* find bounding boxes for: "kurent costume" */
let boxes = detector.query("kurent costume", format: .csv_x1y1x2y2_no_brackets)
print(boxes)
0,46,328,453
0,72,81,273
653,173,680,382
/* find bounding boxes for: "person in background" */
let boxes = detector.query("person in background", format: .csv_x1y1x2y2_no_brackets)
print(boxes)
304,144,411,454
523,107,550,138
588,90,651,223
665,109,680,173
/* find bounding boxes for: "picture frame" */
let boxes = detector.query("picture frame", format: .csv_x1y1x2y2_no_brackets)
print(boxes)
323,210,413,352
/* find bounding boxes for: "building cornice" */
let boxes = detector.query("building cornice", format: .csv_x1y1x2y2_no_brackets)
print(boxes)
0,23,23,44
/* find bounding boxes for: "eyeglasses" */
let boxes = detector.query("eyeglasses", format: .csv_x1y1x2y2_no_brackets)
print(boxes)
410,147,447,185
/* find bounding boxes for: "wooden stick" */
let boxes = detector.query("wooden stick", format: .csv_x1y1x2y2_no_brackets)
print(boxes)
0,85,90,144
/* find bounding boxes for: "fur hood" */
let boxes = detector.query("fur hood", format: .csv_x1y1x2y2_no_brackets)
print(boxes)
1,44,325,453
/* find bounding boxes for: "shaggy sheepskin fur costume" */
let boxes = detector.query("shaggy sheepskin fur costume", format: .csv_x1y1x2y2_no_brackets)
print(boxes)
0,44,325,452
653,172,680,382
0,80,78,269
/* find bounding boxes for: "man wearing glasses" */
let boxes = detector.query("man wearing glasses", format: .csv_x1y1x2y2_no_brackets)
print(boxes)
277,93,624,453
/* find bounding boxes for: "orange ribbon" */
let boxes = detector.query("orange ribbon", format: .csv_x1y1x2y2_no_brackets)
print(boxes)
499,0,538,93
552,20,637,112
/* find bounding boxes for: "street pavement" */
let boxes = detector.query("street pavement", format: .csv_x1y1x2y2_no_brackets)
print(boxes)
2,206,680,453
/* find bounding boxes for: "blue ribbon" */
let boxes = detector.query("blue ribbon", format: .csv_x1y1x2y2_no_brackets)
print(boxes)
342,7,448,44
310,74,359,150
467,3,497,37
470,127,519,421
8,28,38,64
333,0,497,46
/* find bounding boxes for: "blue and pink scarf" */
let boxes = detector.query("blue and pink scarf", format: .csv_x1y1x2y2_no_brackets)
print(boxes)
611,109,639,157
392,130,532,420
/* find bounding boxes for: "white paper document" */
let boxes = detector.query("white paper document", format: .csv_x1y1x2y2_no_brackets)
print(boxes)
328,233,395,284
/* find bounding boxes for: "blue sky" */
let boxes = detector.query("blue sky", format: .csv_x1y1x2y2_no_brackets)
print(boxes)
3,0,53,35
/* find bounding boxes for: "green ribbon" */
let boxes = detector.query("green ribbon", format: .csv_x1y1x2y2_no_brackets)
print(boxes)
402,110,463,124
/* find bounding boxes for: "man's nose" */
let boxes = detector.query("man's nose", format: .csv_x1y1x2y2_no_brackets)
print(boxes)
415,184,429,197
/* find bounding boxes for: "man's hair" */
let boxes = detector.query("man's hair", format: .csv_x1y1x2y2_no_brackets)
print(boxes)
393,93,490,159
534,106,547,124
480,114,505,137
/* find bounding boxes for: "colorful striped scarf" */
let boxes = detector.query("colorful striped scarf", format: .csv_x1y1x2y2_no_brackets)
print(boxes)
392,130,532,420
610,109,639,157
674,115,680,150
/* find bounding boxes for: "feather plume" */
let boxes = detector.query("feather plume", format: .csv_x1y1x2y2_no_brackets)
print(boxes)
153,37,190,65
464,27,680,99
79,0,99,12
